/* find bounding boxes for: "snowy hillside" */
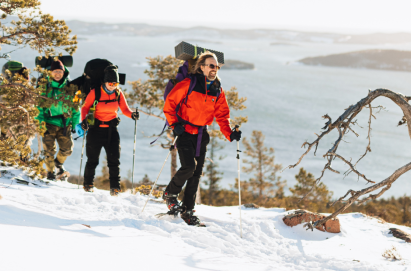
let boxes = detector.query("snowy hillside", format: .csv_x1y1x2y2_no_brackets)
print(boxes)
0,166,410,271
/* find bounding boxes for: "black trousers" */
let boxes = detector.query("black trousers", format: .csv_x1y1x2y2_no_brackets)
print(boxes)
83,127,121,189
166,131,209,210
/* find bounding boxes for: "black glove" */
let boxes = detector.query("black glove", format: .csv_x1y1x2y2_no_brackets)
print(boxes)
81,119,89,131
131,111,140,120
71,129,76,134
173,123,185,136
230,130,242,142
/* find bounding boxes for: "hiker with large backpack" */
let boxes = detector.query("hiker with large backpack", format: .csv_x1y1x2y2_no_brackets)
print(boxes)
80,65,139,196
162,51,242,226
35,60,80,181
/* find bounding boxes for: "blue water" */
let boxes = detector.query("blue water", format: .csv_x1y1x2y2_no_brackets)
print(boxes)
2,36,411,198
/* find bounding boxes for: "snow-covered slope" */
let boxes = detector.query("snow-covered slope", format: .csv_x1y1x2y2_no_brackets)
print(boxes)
0,166,410,271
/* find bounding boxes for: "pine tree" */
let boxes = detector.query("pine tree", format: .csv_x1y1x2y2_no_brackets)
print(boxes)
204,124,224,205
0,1,77,176
126,56,182,178
242,130,284,198
289,168,333,211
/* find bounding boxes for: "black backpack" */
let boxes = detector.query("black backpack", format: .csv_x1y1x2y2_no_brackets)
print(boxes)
70,58,126,102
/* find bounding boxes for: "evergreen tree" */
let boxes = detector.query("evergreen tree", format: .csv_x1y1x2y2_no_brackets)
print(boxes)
289,168,333,211
203,124,224,205
0,1,77,176
242,130,284,198
127,56,182,178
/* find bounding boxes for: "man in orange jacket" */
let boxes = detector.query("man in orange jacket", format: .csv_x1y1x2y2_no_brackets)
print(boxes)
163,51,242,226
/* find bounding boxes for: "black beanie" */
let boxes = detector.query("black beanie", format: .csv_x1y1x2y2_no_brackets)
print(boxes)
50,60,64,71
18,67,30,80
103,65,119,83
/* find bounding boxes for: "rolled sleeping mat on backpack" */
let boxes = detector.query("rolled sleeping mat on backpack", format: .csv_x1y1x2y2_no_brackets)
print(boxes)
175,41,224,65
35,55,73,68
119,73,126,85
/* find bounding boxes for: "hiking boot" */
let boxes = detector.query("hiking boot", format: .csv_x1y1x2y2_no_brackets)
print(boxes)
83,184,94,193
55,159,70,181
110,188,121,197
181,210,201,226
163,191,181,212
46,171,56,181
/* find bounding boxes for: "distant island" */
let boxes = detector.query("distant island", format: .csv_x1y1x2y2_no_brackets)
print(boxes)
64,20,411,45
222,60,254,70
298,49,411,72
270,42,297,46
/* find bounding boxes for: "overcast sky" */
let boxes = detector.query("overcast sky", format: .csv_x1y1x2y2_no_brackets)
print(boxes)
40,0,411,33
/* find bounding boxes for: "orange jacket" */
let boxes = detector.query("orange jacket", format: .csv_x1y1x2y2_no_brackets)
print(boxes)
163,74,232,140
81,86,133,127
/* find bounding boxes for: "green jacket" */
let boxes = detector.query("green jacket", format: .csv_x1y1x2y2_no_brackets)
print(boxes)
35,66,80,129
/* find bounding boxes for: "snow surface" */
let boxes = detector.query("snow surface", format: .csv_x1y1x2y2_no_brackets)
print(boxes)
0,166,410,271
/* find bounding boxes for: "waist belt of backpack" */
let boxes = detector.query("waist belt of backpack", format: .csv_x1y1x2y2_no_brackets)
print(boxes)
47,114,68,136
94,118,120,144
176,114,208,157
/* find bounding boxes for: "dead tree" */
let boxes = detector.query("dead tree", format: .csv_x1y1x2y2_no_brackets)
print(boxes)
286,88,411,231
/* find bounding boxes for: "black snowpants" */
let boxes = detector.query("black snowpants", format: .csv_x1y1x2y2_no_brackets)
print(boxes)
166,130,209,210
83,126,121,189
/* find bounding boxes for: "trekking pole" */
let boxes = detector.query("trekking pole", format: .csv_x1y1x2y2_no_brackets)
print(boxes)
77,114,87,189
131,108,138,194
78,129,86,189
142,136,178,213
234,125,243,238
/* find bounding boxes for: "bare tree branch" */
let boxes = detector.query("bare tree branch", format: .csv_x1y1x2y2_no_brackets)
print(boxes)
285,88,411,229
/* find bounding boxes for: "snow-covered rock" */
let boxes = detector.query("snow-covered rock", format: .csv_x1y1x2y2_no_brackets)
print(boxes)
0,166,410,271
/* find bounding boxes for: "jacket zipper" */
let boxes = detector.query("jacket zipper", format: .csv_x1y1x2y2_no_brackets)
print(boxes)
205,77,208,102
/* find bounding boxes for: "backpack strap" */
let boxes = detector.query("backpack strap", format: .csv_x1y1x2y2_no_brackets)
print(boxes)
94,87,120,105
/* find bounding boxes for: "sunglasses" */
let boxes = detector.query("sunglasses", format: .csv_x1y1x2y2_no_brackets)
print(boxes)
203,64,220,70
107,82,119,87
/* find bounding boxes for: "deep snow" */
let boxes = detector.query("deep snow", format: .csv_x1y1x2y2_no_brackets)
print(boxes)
0,166,410,271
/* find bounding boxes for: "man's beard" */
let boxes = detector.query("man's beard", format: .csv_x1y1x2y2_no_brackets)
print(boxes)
206,71,217,80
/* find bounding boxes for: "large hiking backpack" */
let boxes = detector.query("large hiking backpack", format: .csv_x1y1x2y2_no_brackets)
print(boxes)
70,58,126,98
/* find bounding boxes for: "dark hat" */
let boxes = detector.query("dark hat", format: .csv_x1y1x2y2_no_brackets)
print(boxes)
50,60,65,71
18,67,30,80
103,65,119,83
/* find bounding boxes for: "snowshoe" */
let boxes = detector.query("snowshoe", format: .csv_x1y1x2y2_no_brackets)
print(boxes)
55,159,70,181
162,191,185,217
83,184,94,193
110,188,121,197
47,171,56,182
181,210,206,227
14,177,49,186
155,206,186,218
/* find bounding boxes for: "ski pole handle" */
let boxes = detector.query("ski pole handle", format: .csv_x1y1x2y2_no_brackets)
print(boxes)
132,107,139,121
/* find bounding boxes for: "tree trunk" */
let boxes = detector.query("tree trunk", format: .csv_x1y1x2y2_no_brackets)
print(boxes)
208,136,215,205
37,133,42,156
171,148,177,179
196,184,202,204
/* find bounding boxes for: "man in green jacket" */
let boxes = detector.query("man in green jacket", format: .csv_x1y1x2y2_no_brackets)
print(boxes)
36,60,80,181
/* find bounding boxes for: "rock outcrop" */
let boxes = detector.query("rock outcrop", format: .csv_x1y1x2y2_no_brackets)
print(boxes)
283,210,340,233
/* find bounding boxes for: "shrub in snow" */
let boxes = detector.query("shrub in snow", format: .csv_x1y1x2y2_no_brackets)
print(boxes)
382,246,402,261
